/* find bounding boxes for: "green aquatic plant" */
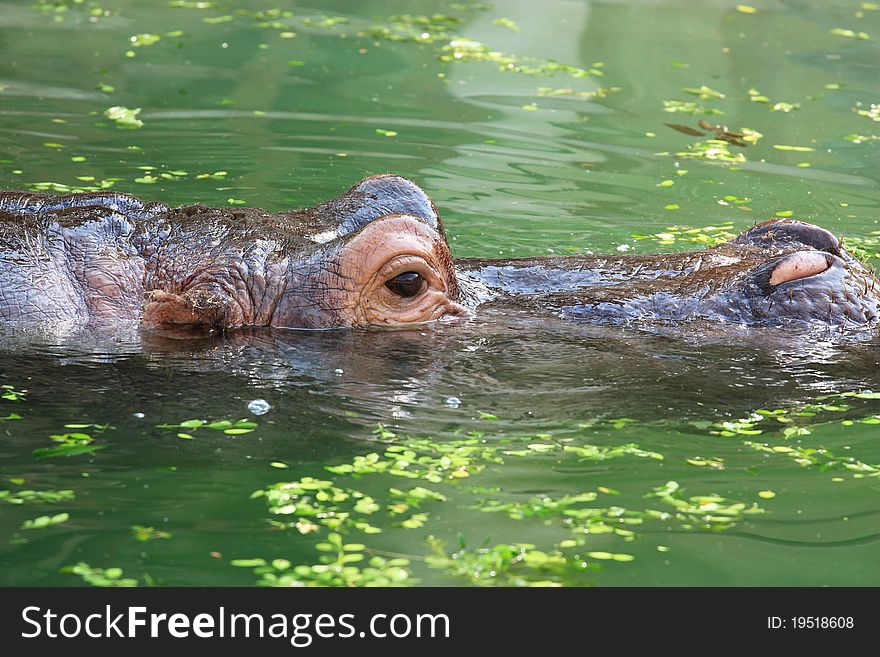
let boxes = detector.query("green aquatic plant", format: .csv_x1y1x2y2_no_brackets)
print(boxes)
253,476,383,534
426,538,597,587
681,85,726,100
1,385,27,402
62,563,139,587
829,27,870,40
33,430,105,459
132,525,172,541
645,481,765,531
232,533,413,587
632,223,739,248
21,512,69,530
672,138,746,164
156,418,257,439
536,86,616,101
662,100,724,115
0,488,74,505
103,106,143,129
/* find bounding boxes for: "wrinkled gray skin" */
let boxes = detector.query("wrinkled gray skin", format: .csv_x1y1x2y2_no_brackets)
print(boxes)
0,174,878,331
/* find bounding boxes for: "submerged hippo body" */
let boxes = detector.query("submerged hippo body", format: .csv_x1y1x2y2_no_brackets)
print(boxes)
0,175,877,331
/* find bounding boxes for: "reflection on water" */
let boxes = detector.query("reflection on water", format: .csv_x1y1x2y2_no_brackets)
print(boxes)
5,314,880,432
3,314,880,586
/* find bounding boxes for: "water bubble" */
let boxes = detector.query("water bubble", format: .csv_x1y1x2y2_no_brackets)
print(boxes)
132,412,145,418
247,399,271,416
445,396,461,408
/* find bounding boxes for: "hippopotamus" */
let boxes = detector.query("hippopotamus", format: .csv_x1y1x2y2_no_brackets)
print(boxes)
0,174,877,331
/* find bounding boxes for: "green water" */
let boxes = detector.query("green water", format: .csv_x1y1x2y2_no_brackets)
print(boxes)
2,0,880,587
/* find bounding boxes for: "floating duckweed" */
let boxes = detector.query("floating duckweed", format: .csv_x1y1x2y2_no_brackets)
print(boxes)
439,39,602,78
845,134,880,144
586,551,634,561
772,144,814,152
854,103,880,122
632,223,738,247
562,443,663,461
242,538,413,587
364,14,464,44
426,539,586,587
156,418,257,436
686,456,725,469
22,512,70,530
662,100,724,115
62,563,138,587
169,0,216,7
232,380,880,587
129,33,161,47
746,90,798,112
104,106,143,129
829,27,870,40
0,489,74,505
132,525,172,541
736,5,757,13
492,17,519,31
33,428,107,459
673,138,746,163
375,128,398,137
681,85,725,100
1,385,27,402
301,16,348,29
739,127,763,144
772,101,800,112
647,481,764,530
748,88,770,103
196,170,227,179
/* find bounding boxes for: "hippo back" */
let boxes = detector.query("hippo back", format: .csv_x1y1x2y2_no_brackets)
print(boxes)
0,191,168,322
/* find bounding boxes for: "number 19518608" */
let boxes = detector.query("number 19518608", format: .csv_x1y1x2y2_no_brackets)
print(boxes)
768,617,854,629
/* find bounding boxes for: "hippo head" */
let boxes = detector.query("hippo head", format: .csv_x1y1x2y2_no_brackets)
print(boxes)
98,176,880,332
140,175,469,330
2,175,879,333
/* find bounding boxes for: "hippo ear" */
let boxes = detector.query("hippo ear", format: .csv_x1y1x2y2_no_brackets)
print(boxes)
143,289,230,329
338,175,442,235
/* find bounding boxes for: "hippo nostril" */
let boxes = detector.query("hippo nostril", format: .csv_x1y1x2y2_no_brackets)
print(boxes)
768,251,831,285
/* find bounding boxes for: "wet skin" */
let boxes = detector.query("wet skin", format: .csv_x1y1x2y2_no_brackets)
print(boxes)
0,175,878,332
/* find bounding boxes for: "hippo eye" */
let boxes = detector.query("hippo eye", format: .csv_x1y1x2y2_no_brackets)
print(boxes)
385,271,424,298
